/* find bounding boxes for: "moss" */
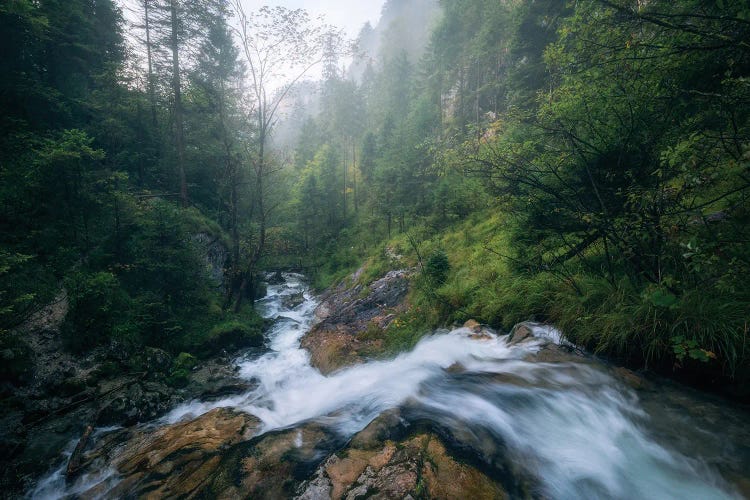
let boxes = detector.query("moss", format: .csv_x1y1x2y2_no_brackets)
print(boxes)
167,368,191,388
197,318,265,356
182,207,232,250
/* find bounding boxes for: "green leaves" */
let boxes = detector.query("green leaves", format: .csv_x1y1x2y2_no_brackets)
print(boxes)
646,289,679,309
424,250,451,285
671,336,717,364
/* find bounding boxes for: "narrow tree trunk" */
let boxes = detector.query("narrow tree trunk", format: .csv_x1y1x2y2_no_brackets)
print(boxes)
144,0,157,128
169,0,188,207
352,140,358,214
342,148,347,221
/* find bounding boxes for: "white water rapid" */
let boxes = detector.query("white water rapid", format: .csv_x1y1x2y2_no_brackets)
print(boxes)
31,273,745,499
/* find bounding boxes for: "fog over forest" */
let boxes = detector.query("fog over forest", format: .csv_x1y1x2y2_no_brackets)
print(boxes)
2,0,750,498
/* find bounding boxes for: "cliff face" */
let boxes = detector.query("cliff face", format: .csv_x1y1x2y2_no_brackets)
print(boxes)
191,232,229,290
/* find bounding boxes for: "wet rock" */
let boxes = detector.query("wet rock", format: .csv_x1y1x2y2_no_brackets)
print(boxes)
524,343,586,364
189,359,254,400
422,438,508,499
350,409,406,450
464,319,482,332
302,269,414,374
297,427,509,500
294,411,513,500
229,423,336,499
283,292,306,310
613,367,650,390
73,413,342,499
507,322,535,345
78,408,261,498
301,327,363,375
267,271,286,285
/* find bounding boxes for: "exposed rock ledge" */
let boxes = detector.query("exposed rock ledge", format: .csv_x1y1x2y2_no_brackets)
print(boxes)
301,268,413,374
71,406,515,499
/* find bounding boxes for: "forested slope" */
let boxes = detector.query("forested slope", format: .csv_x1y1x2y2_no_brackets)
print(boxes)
0,0,269,382
277,0,750,394
2,0,749,397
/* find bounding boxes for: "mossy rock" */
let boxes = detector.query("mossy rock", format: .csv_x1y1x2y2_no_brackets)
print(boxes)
199,320,264,355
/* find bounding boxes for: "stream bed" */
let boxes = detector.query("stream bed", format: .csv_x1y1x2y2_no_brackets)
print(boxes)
31,273,750,499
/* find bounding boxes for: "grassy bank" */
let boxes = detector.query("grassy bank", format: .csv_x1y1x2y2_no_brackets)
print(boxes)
311,209,750,399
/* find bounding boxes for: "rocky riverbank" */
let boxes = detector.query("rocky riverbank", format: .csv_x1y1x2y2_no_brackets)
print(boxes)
15,270,750,499
0,290,259,496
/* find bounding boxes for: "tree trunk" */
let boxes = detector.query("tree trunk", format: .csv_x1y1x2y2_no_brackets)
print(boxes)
342,146,347,221
169,0,188,207
352,141,358,213
144,0,157,128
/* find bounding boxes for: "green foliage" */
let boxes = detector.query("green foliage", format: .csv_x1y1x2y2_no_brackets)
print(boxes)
424,250,450,285
168,352,198,387
672,337,716,364
62,271,124,353
198,316,265,356
383,308,432,353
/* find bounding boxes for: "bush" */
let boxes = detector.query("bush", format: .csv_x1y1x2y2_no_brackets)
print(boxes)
168,352,198,387
62,271,125,353
424,250,450,285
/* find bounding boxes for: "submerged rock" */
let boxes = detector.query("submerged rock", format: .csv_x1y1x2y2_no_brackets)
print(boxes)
282,292,306,310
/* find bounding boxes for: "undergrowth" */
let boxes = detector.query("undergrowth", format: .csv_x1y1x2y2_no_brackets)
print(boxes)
313,208,750,392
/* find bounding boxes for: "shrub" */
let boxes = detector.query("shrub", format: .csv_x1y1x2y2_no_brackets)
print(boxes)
424,250,450,285
62,271,125,353
168,352,198,387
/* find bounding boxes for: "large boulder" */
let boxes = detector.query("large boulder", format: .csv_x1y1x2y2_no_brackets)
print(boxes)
301,269,413,374
297,411,510,500
75,408,261,498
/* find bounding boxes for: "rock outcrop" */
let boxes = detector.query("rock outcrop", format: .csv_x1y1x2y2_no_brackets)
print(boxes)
72,411,341,499
75,408,262,498
297,411,512,500
192,232,229,290
301,269,413,374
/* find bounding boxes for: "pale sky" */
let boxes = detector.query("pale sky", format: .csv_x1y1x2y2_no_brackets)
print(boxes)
119,1,385,40
239,0,385,38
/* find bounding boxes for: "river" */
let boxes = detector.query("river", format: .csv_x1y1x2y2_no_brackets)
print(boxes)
31,273,750,499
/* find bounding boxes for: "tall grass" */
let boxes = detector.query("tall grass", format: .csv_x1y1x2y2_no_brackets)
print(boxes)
307,209,750,387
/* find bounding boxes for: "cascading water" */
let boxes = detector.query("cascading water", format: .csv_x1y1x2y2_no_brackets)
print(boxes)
31,273,747,499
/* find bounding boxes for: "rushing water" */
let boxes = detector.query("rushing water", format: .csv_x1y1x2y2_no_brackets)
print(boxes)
31,273,749,499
